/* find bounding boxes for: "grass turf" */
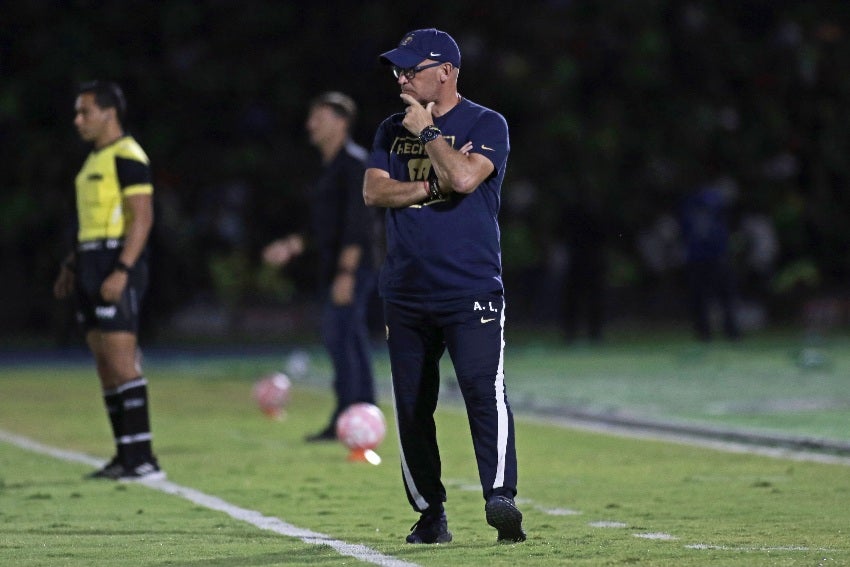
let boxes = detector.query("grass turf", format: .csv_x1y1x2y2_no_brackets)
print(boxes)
1,335,848,566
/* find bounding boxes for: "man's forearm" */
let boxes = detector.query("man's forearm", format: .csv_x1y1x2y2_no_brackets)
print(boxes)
363,170,430,208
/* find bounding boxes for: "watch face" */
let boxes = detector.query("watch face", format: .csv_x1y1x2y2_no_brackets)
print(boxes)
420,127,441,143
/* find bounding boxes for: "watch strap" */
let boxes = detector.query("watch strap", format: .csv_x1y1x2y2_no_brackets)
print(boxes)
114,260,132,273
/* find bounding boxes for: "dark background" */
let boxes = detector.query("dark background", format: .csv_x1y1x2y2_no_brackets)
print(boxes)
2,0,849,344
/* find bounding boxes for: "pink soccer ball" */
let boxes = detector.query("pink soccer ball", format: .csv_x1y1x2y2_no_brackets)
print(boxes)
336,403,386,450
252,372,291,418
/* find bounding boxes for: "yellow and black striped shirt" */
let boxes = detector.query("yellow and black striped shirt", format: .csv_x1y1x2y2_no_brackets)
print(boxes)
75,135,153,242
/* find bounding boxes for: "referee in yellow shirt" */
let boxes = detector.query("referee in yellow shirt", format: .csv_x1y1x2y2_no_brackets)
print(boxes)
53,81,164,481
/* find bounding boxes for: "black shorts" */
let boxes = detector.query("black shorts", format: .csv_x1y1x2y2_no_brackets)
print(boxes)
74,245,148,334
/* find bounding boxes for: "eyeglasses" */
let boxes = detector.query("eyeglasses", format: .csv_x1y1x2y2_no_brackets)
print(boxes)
392,61,444,80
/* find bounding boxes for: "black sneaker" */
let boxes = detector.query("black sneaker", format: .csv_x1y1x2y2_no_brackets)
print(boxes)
485,496,526,543
118,460,166,482
406,509,452,544
85,456,124,480
304,427,336,443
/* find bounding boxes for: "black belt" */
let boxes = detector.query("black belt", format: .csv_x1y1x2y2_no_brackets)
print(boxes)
77,238,124,252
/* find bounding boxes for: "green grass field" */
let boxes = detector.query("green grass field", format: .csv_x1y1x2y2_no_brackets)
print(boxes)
1,332,849,566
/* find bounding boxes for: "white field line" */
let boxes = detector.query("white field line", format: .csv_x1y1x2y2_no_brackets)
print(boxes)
588,521,628,528
686,544,831,552
0,429,419,567
524,414,850,467
6,427,842,559
635,532,677,540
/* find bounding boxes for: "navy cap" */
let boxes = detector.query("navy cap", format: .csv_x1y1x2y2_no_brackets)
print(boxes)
380,28,461,69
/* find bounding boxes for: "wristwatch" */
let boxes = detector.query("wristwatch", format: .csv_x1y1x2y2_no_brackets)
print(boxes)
418,125,442,145
114,260,133,273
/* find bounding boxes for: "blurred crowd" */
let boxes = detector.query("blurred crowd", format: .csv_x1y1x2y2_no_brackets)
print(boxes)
2,1,849,343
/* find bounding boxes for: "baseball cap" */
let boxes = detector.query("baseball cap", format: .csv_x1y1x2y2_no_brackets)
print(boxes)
379,28,461,69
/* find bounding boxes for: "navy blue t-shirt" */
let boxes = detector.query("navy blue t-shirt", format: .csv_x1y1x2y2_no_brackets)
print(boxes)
367,97,509,301
679,185,730,263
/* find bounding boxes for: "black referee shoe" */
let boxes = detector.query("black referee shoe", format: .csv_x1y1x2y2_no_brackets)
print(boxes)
406,509,452,544
85,456,124,480
485,496,526,543
118,460,166,482
304,427,336,442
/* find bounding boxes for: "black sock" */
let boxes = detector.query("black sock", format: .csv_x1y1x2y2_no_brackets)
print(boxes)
117,377,155,467
103,387,124,463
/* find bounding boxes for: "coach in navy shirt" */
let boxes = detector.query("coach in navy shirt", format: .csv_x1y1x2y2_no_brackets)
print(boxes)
264,92,377,441
364,28,526,545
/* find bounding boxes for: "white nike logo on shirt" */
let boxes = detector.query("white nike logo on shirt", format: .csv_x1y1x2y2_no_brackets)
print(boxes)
481,317,496,324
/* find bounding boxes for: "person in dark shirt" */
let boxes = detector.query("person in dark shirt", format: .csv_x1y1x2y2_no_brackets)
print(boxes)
679,179,741,341
364,28,526,545
263,92,377,441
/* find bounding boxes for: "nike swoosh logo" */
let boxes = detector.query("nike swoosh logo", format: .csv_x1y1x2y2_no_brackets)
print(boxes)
481,145,495,151
430,52,441,57
480,317,496,324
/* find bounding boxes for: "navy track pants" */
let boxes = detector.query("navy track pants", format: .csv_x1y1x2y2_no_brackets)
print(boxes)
384,292,518,513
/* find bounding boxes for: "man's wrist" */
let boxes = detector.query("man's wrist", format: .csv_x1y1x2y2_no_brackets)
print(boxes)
114,260,132,274
418,125,442,145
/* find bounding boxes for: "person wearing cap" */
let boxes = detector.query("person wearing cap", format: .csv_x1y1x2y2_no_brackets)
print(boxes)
364,28,526,544
263,92,378,442
53,80,164,481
